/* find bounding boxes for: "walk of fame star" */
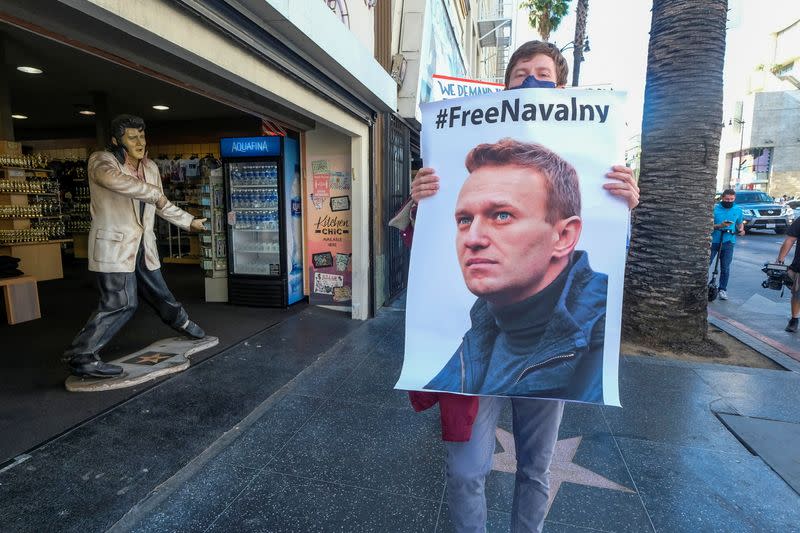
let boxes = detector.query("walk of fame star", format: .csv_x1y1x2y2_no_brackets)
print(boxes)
120,352,174,366
492,428,633,516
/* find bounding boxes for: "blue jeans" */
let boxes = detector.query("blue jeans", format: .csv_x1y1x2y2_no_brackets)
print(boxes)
710,241,735,291
444,396,564,533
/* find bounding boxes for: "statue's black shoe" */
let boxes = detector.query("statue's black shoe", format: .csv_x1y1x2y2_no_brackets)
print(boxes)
69,359,124,378
178,320,206,339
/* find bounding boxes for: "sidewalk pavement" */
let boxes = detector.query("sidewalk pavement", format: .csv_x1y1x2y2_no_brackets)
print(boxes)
2,305,800,532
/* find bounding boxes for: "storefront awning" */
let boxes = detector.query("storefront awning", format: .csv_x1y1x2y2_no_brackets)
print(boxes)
202,0,397,116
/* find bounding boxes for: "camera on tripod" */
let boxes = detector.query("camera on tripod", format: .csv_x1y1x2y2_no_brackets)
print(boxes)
762,262,791,292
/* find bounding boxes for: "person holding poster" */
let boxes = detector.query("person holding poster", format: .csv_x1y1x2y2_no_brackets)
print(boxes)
402,41,639,532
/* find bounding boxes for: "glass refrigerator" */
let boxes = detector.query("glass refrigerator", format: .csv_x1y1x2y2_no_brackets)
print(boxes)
220,136,304,307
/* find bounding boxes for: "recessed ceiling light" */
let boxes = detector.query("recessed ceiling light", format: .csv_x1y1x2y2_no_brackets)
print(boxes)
11,114,28,119
17,66,43,74
152,105,170,111
79,110,96,116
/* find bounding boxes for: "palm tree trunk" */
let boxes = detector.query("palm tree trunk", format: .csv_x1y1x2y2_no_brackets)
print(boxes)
623,0,728,346
572,0,588,86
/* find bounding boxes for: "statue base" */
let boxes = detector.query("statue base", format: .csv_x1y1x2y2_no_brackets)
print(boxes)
64,336,219,392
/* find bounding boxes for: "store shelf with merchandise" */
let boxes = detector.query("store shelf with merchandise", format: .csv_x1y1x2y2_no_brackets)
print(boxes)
199,164,227,302
51,158,91,258
0,164,70,281
0,168,67,242
154,154,206,265
200,218,228,271
0,238,72,246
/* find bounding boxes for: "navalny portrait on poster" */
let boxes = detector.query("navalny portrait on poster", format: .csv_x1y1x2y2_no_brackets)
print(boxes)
396,89,629,406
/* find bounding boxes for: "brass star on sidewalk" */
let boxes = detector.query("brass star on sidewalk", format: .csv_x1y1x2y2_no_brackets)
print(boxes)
135,353,172,364
492,428,633,516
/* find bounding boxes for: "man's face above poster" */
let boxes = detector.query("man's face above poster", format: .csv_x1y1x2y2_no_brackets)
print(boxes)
455,164,581,308
507,54,559,89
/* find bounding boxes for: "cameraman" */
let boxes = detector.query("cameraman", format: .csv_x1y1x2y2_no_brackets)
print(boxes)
711,189,745,300
776,216,800,332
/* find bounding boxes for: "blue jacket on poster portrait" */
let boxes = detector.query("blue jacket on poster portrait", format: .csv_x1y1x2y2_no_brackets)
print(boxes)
424,250,607,403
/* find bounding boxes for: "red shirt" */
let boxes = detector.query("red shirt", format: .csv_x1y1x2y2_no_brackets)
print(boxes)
408,391,479,442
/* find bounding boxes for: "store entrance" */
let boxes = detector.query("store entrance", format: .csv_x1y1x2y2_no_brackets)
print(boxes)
0,23,305,464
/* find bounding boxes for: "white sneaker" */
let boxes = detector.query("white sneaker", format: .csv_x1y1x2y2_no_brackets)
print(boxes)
719,290,728,300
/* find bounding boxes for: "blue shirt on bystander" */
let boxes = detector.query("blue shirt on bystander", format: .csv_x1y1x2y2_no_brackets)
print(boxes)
712,203,744,244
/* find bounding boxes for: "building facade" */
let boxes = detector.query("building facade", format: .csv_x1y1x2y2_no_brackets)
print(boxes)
0,0,518,317
718,17,800,196
1,0,397,319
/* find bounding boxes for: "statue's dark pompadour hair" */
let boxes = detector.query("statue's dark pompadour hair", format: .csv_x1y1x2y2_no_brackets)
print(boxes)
110,114,146,144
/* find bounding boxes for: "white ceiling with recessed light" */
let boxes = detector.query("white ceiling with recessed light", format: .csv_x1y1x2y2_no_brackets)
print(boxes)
16,66,42,74
2,22,249,135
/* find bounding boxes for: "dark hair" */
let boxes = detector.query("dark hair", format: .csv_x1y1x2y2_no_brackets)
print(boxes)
108,114,146,163
721,188,736,197
110,114,146,143
504,40,569,88
464,138,580,224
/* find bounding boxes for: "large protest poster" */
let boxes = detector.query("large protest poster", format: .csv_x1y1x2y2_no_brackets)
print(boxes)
396,89,628,406
306,159,352,307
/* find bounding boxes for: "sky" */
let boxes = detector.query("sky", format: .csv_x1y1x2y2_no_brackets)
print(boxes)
512,0,800,140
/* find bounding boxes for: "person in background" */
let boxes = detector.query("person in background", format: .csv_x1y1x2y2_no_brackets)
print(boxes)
710,189,745,301
776,215,800,332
